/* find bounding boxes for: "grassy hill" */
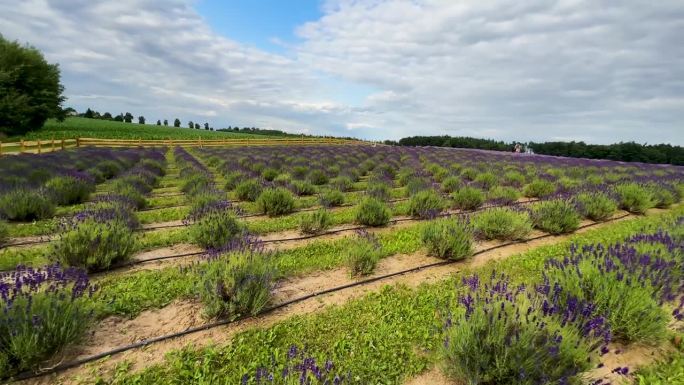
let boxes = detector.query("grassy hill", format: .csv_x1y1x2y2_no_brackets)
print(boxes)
8,117,277,141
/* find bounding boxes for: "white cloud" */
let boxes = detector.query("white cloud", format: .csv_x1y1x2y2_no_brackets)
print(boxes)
1,0,683,144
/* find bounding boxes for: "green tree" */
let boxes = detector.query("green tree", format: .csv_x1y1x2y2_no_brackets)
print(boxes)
0,35,65,136
102,112,112,120
204,122,209,130
194,123,200,129
113,113,124,122
137,115,145,124
156,119,161,125
123,112,133,123
163,119,168,126
173,118,180,127
188,120,194,129
83,108,94,119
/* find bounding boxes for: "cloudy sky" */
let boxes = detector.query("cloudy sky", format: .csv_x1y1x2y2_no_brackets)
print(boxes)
2,0,683,144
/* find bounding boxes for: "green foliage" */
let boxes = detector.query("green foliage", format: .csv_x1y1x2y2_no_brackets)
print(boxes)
615,183,655,214
421,218,473,260
53,219,135,272
473,172,497,190
366,183,391,202
299,209,333,234
0,220,7,245
634,352,684,384
523,179,556,198
223,172,245,191
649,184,676,209
95,160,122,179
190,210,244,249
235,180,263,202
355,198,390,227
308,169,329,185
503,171,526,186
44,176,94,205
291,180,316,196
256,188,295,217
0,35,65,136
531,199,581,234
330,176,353,192
346,232,383,277
575,192,617,221
487,186,520,205
196,252,274,319
441,176,461,193
408,189,444,219
460,167,478,181
451,186,484,211
0,189,55,221
319,189,345,207
405,177,429,196
472,207,532,240
261,168,279,182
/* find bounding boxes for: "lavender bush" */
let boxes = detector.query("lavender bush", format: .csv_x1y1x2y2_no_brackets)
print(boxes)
441,273,608,385
408,189,444,219
44,174,95,205
299,209,333,235
487,186,520,205
472,207,532,241
451,187,484,211
236,180,264,202
575,191,618,222
614,183,655,214
366,183,391,202
291,180,317,196
346,230,383,277
0,264,95,378
541,231,682,343
53,216,136,272
531,199,581,235
355,198,390,227
0,189,55,221
523,179,556,198
191,208,245,249
319,189,345,207
421,217,473,260
197,251,275,319
257,188,296,217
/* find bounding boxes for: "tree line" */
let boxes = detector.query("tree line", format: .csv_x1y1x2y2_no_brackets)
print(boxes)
390,135,684,165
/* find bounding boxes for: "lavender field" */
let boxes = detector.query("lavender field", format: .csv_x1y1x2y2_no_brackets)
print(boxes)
0,144,682,384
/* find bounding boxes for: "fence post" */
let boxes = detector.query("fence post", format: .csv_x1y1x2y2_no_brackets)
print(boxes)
51,138,55,152
0,142,2,157
20,140,25,153
37,140,41,154
61,139,65,150
199,137,202,149
76,138,80,148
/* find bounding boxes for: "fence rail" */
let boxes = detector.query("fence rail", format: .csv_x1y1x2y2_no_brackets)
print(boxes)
0,137,367,156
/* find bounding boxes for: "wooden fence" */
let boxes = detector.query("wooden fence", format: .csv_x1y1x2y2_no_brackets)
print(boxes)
0,137,368,156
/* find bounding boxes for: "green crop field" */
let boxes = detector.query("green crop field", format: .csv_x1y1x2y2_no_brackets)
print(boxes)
8,117,274,141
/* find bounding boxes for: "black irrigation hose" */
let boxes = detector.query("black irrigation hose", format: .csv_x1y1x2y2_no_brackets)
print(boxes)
11,212,632,382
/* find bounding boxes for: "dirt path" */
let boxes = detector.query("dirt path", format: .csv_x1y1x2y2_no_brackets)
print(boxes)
20,213,638,385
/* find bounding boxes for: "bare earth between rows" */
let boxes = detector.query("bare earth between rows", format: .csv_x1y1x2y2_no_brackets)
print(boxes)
22,213,640,385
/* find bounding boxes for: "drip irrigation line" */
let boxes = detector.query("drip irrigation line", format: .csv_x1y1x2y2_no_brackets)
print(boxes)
10,212,632,382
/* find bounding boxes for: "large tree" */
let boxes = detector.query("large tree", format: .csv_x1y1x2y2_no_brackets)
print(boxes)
0,35,66,136
173,118,180,127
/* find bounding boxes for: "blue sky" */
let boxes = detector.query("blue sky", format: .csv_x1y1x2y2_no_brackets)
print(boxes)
2,0,683,144
196,0,322,53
